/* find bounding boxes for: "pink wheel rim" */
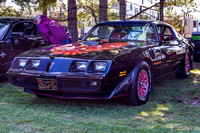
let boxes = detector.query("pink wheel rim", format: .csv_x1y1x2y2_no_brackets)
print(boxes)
185,54,190,75
137,70,149,100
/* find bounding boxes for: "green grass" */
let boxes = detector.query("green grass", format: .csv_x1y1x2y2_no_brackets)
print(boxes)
0,63,200,132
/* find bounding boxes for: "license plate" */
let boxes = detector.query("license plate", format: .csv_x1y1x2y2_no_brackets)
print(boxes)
37,78,57,90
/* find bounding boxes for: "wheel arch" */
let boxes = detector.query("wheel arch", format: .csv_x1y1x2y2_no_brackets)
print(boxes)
138,57,153,70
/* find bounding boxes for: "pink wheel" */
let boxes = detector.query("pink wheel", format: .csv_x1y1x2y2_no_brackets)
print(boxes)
175,52,191,78
125,61,151,106
185,53,190,75
137,70,149,101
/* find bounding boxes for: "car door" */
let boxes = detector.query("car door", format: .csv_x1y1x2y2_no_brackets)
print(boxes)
10,21,46,51
22,22,46,49
0,20,14,75
156,24,185,75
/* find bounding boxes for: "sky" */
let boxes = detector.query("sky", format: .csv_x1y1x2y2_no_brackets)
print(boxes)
5,0,200,19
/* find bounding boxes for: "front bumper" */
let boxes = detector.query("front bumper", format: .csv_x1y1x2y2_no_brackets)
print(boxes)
7,72,102,92
7,70,131,99
6,70,116,99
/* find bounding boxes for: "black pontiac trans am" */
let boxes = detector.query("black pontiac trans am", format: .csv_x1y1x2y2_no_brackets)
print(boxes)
7,21,193,106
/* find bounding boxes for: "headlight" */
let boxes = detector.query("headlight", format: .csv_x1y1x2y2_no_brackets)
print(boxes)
70,61,88,72
76,61,88,71
25,59,41,70
94,62,107,72
88,61,107,73
12,58,27,69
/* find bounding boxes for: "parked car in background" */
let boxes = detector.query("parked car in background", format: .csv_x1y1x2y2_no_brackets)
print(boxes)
7,20,193,106
191,32,200,62
0,17,46,77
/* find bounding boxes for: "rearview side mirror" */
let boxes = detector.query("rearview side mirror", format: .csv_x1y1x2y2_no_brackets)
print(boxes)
159,40,165,45
163,36,174,41
79,37,83,40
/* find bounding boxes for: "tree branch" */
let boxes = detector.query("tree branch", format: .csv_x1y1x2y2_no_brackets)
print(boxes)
127,2,160,20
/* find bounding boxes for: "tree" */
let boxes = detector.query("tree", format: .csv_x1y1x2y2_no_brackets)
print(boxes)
68,0,78,42
77,0,118,27
13,0,57,16
77,0,98,24
127,0,198,22
0,0,22,17
12,0,34,16
0,0,6,5
118,0,126,20
164,0,198,29
0,7,22,17
34,0,57,15
160,0,164,21
99,0,108,22
127,2,160,20
165,0,198,13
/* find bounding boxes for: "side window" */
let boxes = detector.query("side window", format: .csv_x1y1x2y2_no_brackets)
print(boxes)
164,28,173,36
12,23,26,35
24,22,38,35
12,22,38,36
157,25,174,41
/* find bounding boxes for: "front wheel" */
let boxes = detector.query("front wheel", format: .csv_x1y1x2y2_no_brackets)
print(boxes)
125,61,152,106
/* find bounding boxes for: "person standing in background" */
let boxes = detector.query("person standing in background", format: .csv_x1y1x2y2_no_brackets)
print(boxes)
34,15,72,45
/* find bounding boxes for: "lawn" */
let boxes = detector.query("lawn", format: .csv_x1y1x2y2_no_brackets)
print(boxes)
0,63,200,132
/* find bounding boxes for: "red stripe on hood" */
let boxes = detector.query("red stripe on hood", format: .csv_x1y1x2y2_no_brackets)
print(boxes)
50,42,131,55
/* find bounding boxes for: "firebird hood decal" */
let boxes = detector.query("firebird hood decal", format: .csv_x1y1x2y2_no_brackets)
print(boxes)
44,42,131,55
18,41,146,60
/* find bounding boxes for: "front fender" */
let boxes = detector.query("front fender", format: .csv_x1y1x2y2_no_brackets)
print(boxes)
108,67,136,99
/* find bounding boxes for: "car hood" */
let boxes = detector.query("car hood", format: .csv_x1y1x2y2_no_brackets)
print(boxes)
18,41,148,60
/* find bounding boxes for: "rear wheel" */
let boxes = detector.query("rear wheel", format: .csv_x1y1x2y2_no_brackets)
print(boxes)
125,61,152,106
175,52,191,78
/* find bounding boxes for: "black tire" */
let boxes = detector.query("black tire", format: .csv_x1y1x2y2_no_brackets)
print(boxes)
175,52,191,78
125,61,152,106
193,53,200,62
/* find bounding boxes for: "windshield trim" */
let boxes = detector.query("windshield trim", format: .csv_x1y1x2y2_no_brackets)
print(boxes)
82,21,159,43
0,20,12,40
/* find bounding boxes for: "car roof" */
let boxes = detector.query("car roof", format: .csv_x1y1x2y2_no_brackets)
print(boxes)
0,17,33,22
98,20,170,26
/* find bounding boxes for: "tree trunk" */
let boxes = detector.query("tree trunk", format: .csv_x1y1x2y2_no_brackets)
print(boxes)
160,0,164,21
43,9,47,16
99,0,108,22
119,0,126,20
68,0,78,42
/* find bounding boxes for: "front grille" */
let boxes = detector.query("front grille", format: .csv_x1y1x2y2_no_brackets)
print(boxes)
7,75,101,92
58,79,100,92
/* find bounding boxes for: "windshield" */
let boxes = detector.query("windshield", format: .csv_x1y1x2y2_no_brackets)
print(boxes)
0,20,12,39
85,22,157,43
